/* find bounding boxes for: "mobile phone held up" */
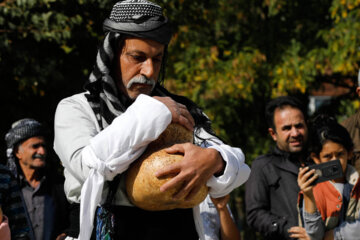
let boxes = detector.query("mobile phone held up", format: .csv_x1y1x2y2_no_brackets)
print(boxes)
307,159,343,185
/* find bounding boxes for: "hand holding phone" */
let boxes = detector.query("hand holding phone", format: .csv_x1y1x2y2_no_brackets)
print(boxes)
307,159,343,185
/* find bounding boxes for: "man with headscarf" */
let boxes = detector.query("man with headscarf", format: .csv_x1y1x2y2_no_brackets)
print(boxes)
54,1,250,239
5,118,70,240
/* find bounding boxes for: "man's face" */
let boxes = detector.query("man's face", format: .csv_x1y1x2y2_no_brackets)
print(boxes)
269,106,308,153
15,136,47,170
116,37,165,100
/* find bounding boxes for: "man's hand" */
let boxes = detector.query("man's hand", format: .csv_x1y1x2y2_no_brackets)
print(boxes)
153,96,195,131
155,143,224,200
288,226,310,240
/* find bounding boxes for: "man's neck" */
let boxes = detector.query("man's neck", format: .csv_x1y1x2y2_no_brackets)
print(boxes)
274,146,308,166
20,165,42,188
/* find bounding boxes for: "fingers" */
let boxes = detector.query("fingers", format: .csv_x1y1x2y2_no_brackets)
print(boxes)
288,227,309,240
155,161,181,179
177,104,195,130
158,170,184,193
164,144,185,154
298,167,318,188
210,194,230,209
153,96,195,131
182,179,202,200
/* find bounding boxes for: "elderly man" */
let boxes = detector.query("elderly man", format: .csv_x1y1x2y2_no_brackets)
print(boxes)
245,96,311,239
5,118,70,240
53,1,250,239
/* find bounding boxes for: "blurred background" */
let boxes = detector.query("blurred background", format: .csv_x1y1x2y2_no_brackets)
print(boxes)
1,0,360,238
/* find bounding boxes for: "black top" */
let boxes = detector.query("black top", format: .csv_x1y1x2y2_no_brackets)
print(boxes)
245,147,309,240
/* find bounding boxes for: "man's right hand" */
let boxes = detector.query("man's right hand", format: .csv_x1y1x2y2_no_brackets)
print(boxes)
153,96,195,131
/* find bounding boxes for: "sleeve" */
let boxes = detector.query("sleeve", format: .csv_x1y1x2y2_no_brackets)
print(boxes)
54,94,172,181
333,217,360,240
244,159,291,239
194,128,251,198
54,95,100,182
302,209,325,240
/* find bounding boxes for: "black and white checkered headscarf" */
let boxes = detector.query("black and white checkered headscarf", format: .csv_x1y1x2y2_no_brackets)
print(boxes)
84,0,172,129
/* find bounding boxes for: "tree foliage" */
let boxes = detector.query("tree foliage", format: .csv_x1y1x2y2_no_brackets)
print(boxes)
1,0,360,237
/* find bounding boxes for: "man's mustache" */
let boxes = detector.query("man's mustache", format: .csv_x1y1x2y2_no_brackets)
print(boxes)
126,75,156,89
33,154,45,160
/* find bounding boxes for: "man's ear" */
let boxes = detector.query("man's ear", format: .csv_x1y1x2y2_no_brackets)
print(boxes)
356,87,360,97
14,145,22,160
310,152,321,164
268,128,277,141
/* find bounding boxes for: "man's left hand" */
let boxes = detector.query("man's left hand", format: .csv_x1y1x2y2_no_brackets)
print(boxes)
155,143,224,200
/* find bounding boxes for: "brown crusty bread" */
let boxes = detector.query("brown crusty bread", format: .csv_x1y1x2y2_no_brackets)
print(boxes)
126,123,208,211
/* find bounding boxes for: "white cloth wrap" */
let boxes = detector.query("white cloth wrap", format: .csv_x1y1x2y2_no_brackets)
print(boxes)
78,94,172,240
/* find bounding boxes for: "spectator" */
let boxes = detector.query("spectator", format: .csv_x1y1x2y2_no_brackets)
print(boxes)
298,115,360,240
5,118,70,240
0,164,32,240
200,194,241,240
245,96,310,239
341,69,360,173
53,0,250,239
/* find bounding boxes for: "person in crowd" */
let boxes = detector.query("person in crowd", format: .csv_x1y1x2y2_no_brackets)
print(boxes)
298,115,360,240
245,96,310,239
5,118,70,240
53,0,250,239
0,163,32,240
341,69,360,173
209,195,241,240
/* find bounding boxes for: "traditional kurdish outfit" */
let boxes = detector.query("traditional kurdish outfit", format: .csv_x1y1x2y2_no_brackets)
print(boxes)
54,1,250,239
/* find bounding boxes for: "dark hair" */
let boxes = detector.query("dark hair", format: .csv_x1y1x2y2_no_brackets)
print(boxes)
265,96,307,131
308,114,353,156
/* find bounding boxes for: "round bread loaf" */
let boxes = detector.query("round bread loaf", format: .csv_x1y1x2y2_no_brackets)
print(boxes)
126,123,209,211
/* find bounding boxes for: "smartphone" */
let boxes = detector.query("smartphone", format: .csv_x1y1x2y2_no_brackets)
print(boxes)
307,159,343,185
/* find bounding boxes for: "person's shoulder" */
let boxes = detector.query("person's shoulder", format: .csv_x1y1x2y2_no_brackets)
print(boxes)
341,110,360,127
56,92,92,115
58,92,88,106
